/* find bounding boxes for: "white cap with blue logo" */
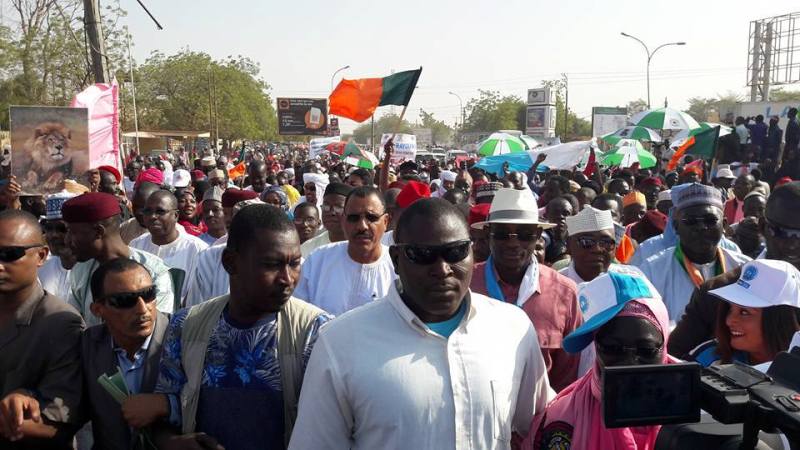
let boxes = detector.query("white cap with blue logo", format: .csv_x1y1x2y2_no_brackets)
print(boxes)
563,268,661,354
709,259,800,309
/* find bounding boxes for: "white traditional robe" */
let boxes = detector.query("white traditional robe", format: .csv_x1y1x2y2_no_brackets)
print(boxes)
184,243,228,307
38,255,71,301
130,228,209,299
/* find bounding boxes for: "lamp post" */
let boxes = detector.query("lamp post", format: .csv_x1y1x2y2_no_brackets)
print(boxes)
448,91,464,144
620,32,685,108
330,65,350,91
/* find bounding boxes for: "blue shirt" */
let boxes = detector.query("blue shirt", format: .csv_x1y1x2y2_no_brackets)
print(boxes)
155,305,330,450
113,334,152,394
425,302,467,338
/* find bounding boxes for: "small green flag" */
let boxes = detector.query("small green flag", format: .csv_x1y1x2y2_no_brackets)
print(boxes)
686,125,720,160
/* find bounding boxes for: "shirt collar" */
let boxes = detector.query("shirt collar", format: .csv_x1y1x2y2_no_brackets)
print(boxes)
490,257,541,295
14,283,46,326
387,281,475,336
112,331,153,358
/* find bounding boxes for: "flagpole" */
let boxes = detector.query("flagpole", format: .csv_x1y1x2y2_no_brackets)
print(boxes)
390,103,409,141
126,33,140,159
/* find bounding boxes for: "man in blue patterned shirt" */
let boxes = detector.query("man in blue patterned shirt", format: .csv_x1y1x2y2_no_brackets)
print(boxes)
153,204,330,450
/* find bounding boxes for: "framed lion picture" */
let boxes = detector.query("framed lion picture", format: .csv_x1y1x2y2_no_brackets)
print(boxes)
9,106,89,195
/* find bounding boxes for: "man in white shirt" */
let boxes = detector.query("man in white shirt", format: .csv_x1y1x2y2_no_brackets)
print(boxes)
299,182,352,258
294,186,395,315
38,191,78,300
130,190,208,299
289,198,552,449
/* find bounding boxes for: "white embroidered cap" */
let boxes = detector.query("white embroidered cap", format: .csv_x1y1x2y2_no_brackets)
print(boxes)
566,206,614,236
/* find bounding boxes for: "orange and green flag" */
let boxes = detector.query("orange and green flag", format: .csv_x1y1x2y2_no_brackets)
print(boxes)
329,68,422,122
667,126,720,171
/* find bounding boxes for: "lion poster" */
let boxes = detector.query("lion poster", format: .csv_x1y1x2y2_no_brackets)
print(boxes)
9,106,89,195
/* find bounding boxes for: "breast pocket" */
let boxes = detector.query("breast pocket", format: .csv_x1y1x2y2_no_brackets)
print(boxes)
491,380,511,443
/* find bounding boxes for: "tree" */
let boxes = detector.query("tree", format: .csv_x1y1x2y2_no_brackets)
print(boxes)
769,87,800,102
686,91,744,123
418,109,452,146
128,50,278,142
462,90,526,132
626,99,648,115
351,113,413,145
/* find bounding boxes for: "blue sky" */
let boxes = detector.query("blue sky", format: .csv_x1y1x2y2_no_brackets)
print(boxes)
123,0,795,133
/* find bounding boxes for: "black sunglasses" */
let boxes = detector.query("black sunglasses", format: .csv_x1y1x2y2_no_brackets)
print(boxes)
596,342,663,360
345,212,385,223
489,231,541,242
0,245,44,263
766,220,800,239
576,236,616,251
679,215,719,227
101,286,157,309
394,240,471,265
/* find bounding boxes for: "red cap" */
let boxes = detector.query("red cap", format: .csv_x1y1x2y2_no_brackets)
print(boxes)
221,188,258,208
97,165,121,184
642,210,667,232
682,160,704,177
468,203,491,226
639,177,663,188
61,192,121,223
777,176,793,187
135,168,164,189
191,169,206,181
396,181,430,209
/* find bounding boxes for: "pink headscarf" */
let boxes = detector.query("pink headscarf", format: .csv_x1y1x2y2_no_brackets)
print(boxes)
525,297,670,450
134,167,164,190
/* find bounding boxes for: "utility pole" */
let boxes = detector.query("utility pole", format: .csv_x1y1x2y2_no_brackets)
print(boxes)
84,0,108,83
562,73,569,141
208,67,215,148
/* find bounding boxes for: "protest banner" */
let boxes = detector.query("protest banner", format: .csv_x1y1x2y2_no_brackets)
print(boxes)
309,136,341,159
9,106,89,194
380,133,417,162
277,98,328,135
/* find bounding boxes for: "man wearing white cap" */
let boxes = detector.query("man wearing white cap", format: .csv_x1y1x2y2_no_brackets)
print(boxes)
637,183,750,324
656,189,672,216
712,165,736,201
560,206,644,285
431,170,456,198
172,168,191,190
38,191,78,300
689,259,800,367
470,188,582,391
299,172,329,212
198,186,226,245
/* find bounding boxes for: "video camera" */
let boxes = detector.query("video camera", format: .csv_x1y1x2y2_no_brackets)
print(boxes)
602,347,800,449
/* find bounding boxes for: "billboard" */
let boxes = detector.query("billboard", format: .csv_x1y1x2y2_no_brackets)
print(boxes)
526,105,556,135
10,106,90,194
277,98,328,135
591,106,628,137
527,88,553,105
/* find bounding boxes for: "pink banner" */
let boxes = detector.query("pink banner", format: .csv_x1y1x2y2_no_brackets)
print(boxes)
70,82,120,172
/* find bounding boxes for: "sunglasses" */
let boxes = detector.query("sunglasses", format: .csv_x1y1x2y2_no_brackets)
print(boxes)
294,217,318,226
345,212,385,223
0,245,44,263
101,286,157,309
596,342,663,360
394,239,471,265
489,231,541,242
679,215,719,227
576,236,616,251
321,204,344,215
766,221,800,239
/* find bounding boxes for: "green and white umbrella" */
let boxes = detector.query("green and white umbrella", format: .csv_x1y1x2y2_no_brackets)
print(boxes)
519,135,542,150
629,107,700,131
477,132,527,156
601,126,662,145
602,139,657,169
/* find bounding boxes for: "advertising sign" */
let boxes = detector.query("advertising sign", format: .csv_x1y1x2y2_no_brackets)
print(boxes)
527,88,552,105
380,133,417,162
277,98,328,135
591,106,628,137
10,106,90,194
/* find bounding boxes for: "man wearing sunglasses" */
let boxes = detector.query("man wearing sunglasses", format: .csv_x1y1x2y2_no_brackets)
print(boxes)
130,190,209,300
637,183,750,326
470,188,582,392
290,198,551,449
77,258,171,448
0,210,84,448
294,186,395,316
38,192,78,301
670,182,800,358
62,192,175,327
153,204,329,450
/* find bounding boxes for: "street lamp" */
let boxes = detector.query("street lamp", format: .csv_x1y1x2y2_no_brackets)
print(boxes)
448,91,464,146
620,32,685,108
330,65,350,91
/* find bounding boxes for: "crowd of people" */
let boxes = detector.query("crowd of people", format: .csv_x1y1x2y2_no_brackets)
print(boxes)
0,124,799,450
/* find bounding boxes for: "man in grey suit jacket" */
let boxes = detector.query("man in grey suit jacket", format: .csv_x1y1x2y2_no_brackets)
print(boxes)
78,257,171,449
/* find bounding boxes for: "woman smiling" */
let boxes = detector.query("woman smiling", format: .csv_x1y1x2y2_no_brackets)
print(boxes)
690,259,800,367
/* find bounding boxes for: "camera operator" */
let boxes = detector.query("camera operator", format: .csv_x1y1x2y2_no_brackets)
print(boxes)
524,270,672,449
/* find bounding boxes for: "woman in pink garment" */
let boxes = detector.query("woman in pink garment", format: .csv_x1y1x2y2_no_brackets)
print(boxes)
525,271,671,450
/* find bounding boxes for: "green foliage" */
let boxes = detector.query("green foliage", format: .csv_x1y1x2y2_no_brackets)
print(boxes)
351,113,413,145
418,109,452,145
462,90,526,132
686,91,744,122
769,87,800,102
627,99,648,115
